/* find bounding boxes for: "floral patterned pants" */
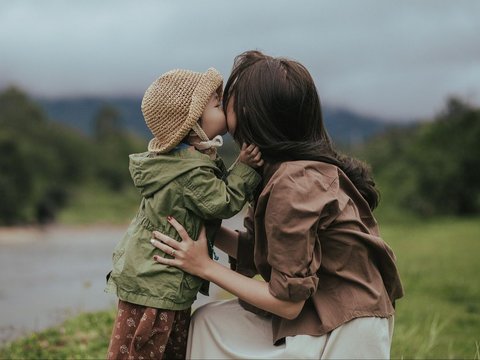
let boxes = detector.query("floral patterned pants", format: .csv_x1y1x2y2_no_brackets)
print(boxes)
107,300,191,360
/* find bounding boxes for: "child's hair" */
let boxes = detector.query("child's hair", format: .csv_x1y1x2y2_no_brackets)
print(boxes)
223,50,379,210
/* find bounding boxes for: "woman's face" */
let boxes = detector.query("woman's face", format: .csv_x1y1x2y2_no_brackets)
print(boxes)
200,92,227,139
226,98,237,136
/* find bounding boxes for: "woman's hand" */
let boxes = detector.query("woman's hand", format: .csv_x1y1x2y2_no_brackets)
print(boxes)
150,217,213,278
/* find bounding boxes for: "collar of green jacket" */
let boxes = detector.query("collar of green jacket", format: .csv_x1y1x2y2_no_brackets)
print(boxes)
129,148,220,197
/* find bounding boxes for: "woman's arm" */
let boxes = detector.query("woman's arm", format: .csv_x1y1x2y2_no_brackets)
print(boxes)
214,226,238,259
151,218,305,320
202,259,304,320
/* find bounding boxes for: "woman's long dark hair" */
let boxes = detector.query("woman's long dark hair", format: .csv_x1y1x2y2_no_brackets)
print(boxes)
223,50,379,210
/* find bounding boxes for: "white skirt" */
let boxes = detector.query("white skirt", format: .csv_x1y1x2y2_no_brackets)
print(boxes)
187,299,394,359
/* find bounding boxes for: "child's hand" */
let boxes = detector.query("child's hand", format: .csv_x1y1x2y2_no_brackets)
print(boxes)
238,143,264,168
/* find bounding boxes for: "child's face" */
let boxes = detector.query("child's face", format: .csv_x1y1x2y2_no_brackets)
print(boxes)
199,92,227,139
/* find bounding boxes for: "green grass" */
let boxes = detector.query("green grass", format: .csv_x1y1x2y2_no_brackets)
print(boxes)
1,217,479,359
383,216,480,359
58,181,141,225
0,311,116,359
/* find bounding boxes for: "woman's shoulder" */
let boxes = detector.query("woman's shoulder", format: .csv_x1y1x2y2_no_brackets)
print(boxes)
260,161,345,224
266,160,340,192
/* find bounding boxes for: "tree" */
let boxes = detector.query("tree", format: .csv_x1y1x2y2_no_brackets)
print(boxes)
359,97,480,217
94,105,122,141
0,88,98,224
0,135,34,224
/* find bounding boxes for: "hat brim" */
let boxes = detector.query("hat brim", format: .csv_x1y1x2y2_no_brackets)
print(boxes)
147,137,165,152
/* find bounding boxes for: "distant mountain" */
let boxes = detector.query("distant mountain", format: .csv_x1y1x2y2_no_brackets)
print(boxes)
322,107,392,145
36,97,399,145
36,97,147,136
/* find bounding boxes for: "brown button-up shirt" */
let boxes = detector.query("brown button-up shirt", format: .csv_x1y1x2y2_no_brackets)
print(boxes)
234,161,404,344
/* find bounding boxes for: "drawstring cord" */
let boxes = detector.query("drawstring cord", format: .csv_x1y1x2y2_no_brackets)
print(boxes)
194,135,224,151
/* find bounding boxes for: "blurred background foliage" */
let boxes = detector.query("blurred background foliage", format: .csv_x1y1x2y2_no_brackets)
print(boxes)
1,86,479,226
0,87,146,225
357,97,480,218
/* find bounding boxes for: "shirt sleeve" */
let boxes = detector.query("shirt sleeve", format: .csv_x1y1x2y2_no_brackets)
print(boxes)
180,161,261,220
265,166,341,302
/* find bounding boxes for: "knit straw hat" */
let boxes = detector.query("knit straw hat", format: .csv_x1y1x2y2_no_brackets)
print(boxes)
141,68,223,153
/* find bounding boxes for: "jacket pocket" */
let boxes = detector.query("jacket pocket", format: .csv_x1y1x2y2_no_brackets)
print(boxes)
112,248,125,264
110,248,126,284
182,273,203,298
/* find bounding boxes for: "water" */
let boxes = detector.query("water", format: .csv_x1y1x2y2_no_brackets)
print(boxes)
0,216,243,344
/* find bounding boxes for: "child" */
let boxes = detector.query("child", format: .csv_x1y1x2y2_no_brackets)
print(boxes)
105,67,263,359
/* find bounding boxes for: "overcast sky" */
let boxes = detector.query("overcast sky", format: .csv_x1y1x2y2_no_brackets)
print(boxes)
1,0,479,121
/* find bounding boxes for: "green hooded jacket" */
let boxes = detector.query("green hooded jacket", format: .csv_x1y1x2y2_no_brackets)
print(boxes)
105,146,261,310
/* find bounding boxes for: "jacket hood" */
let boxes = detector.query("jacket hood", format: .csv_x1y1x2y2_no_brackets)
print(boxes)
129,150,217,197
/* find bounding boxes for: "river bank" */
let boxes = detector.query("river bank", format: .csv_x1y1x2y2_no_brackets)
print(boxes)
0,217,242,344
0,224,124,344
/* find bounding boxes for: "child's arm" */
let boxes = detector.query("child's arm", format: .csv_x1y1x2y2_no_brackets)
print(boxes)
237,144,264,168
180,146,263,220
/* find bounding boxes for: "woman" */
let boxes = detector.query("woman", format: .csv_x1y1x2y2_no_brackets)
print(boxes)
150,50,404,359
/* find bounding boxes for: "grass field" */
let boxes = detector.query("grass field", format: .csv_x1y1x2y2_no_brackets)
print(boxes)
1,216,479,359
384,216,480,358
57,181,141,225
